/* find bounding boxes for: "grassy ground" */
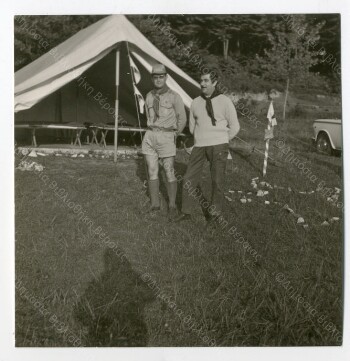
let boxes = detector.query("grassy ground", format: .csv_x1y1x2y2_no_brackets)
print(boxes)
15,107,343,346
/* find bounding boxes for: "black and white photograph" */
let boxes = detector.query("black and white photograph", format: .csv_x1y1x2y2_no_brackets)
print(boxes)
2,0,350,359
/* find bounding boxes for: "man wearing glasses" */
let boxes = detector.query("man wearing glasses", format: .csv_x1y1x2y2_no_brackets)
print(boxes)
142,64,186,219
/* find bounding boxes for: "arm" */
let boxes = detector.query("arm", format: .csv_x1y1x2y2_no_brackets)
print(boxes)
145,93,152,127
226,99,240,140
189,102,195,135
173,94,187,134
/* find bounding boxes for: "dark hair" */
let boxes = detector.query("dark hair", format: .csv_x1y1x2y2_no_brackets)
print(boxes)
200,66,219,83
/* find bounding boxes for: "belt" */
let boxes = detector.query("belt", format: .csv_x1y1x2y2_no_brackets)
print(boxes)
148,127,176,133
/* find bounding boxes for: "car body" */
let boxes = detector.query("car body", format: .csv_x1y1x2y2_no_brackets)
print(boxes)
312,119,342,155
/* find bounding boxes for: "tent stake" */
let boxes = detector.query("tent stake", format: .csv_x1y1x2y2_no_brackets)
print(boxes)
114,48,120,163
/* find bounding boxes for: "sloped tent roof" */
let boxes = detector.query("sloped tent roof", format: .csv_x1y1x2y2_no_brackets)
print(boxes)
15,15,200,127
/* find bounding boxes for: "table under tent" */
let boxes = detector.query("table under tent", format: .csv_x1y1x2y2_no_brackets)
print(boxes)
14,15,200,161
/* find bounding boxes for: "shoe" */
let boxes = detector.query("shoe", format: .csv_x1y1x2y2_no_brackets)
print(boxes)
150,206,160,211
147,206,160,214
206,218,219,231
168,207,178,221
175,213,192,223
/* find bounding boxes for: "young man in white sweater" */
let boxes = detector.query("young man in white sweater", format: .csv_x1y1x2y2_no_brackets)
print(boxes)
176,68,240,225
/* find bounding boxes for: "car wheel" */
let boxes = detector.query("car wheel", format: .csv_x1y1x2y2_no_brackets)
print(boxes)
316,133,332,155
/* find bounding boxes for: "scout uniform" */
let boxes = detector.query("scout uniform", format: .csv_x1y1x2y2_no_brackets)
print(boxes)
142,64,186,212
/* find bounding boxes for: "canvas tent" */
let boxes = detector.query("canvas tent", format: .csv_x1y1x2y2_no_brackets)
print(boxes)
15,15,200,148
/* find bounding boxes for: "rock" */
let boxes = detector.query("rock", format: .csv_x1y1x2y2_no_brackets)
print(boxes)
247,199,252,202
34,164,44,171
55,153,62,156
240,199,247,204
331,217,340,222
78,154,85,158
225,196,233,202
263,191,269,195
321,221,330,226
71,154,78,158
297,217,305,224
28,150,37,157
228,190,235,193
303,224,309,229
264,201,270,205
257,190,264,197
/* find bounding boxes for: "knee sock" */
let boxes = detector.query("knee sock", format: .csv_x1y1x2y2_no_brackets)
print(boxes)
148,179,160,208
167,180,177,208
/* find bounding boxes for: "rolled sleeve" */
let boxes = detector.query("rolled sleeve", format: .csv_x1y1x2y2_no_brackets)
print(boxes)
226,99,240,140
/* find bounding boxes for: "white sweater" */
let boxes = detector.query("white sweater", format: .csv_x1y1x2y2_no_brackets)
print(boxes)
189,94,240,147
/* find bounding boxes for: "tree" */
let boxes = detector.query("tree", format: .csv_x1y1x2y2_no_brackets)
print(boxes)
259,14,325,120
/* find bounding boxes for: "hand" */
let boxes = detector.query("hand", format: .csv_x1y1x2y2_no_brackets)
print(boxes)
228,139,236,150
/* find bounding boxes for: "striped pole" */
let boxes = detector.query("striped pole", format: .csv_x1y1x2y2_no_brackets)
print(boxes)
263,100,275,177
262,120,271,177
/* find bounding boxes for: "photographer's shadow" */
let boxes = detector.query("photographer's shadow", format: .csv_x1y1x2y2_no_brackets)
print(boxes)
74,248,155,347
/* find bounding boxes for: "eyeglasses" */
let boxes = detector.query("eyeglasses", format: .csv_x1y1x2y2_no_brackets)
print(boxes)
152,74,166,80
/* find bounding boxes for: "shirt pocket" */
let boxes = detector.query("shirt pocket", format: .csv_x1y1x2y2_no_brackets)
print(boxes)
159,98,173,117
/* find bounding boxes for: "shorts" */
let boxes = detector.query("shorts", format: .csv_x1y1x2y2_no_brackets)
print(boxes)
142,129,176,158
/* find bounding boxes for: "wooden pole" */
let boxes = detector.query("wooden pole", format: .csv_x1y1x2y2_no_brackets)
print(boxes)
114,48,120,163
283,77,289,121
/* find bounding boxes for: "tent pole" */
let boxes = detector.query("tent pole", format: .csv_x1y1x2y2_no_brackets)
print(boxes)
114,48,120,163
126,41,143,142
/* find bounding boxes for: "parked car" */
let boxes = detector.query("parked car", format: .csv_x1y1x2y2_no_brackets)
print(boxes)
312,119,342,155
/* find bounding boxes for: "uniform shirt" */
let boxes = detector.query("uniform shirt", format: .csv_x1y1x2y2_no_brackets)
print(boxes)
190,94,240,147
145,89,186,133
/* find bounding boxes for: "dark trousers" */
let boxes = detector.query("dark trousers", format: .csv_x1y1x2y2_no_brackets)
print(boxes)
181,143,229,216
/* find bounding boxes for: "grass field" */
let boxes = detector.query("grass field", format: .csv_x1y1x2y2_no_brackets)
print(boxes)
15,102,343,346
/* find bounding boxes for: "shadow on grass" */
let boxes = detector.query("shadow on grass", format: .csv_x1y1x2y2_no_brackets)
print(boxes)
74,248,155,346
230,148,262,174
